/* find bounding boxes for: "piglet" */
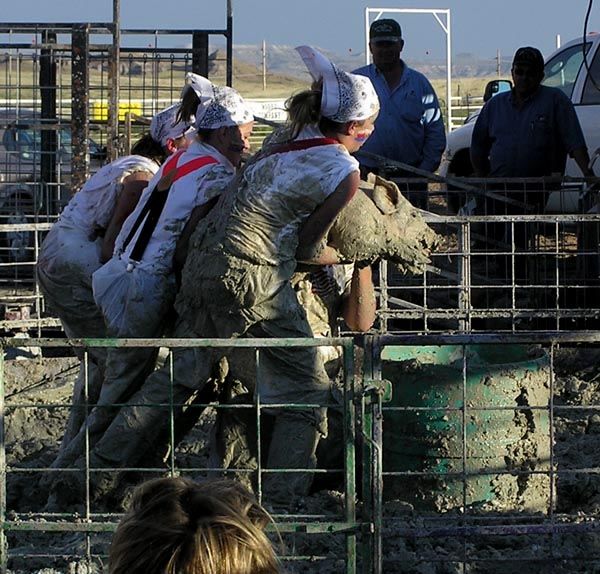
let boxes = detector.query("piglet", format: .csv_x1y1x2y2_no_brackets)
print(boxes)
327,174,438,274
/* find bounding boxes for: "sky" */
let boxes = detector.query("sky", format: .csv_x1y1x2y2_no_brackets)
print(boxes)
2,0,600,64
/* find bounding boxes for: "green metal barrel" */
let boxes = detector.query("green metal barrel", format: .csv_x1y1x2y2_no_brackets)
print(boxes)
381,345,551,511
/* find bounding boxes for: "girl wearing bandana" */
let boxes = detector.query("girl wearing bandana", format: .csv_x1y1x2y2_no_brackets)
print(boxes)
37,104,191,463
46,78,254,499
177,46,380,507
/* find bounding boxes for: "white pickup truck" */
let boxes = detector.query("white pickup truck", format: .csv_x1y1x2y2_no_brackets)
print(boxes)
439,34,600,212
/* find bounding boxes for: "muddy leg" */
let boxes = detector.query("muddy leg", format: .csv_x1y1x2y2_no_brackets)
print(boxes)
55,352,105,458
211,392,259,492
262,408,325,507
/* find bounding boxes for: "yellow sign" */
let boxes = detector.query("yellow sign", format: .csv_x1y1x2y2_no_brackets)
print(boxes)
91,101,143,121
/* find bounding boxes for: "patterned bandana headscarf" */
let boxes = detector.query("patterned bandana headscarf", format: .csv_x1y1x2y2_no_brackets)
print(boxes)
183,73,254,130
150,103,192,147
295,45,379,123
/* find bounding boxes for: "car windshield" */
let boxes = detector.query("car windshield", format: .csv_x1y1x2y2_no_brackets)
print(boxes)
542,42,590,98
4,125,73,159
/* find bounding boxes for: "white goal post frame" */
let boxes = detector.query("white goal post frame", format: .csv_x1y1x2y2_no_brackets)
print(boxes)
364,7,452,133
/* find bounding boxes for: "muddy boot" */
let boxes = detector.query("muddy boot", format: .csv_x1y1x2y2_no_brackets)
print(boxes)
210,390,260,493
262,411,322,509
44,469,86,514
85,452,123,507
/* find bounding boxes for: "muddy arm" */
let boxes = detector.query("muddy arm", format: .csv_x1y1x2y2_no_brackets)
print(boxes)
296,171,359,265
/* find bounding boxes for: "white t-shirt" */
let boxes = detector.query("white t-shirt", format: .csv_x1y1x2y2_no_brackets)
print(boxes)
223,125,359,266
114,140,235,273
59,155,159,236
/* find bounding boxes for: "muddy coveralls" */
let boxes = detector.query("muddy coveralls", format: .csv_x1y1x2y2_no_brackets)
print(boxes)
177,125,360,505
211,264,354,492
36,155,159,456
51,142,235,472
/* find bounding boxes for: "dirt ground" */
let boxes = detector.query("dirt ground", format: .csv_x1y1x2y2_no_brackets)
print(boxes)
3,343,600,573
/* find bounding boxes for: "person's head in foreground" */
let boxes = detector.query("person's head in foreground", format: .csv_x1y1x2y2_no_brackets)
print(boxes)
286,45,379,153
109,477,281,574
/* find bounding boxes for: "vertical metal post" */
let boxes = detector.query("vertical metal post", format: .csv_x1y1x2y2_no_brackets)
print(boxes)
362,335,382,574
370,336,383,574
40,30,57,188
458,220,471,332
108,0,121,161
0,348,6,574
343,339,357,574
445,11,452,132
192,31,209,77
226,0,233,86
71,25,90,194
168,349,176,476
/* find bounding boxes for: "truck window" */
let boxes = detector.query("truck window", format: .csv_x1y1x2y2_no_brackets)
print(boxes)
542,42,589,99
581,43,600,104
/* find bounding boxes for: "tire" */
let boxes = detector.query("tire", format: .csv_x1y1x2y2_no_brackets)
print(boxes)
0,191,36,263
446,149,474,214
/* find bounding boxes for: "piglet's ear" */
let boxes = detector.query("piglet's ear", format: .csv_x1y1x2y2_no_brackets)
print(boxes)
372,176,401,215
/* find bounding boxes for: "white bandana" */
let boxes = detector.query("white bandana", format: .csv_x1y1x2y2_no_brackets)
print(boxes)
183,72,254,130
150,104,193,147
295,45,379,123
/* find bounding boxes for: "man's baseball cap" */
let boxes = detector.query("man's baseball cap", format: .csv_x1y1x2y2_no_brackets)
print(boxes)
512,46,544,72
369,19,402,43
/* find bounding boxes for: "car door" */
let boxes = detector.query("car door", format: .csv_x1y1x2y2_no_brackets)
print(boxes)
540,40,593,211
574,38,600,179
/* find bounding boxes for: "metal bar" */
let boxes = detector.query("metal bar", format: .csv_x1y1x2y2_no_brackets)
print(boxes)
6,333,600,350
371,336,383,574
360,335,380,574
1,337,353,348
191,31,209,77
0,347,6,574
226,0,233,86
168,349,175,476
342,339,357,574
378,520,600,538
40,30,57,188
108,0,121,161
71,24,90,193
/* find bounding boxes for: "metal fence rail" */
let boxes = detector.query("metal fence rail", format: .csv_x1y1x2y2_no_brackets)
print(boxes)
2,333,600,572
1,177,600,335
0,336,365,574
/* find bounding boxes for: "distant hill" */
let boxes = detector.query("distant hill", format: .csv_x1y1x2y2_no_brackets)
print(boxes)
229,43,513,81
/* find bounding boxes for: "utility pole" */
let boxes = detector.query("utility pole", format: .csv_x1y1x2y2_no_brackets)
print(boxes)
262,39,267,91
226,0,233,86
496,49,501,78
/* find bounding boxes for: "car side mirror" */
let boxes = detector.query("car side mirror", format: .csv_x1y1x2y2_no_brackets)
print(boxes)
483,79,512,102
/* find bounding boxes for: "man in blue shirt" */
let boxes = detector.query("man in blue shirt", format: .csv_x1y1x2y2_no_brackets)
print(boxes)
471,47,593,247
471,46,592,188
354,18,446,209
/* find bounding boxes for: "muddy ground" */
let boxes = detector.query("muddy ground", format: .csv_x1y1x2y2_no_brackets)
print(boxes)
3,344,600,573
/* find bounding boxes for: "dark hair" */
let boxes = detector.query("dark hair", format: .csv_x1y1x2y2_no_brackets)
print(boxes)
177,86,221,142
130,132,167,164
285,88,349,138
177,85,201,125
109,477,281,574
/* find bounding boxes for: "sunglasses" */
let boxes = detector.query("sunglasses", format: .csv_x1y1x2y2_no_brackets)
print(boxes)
512,66,539,78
